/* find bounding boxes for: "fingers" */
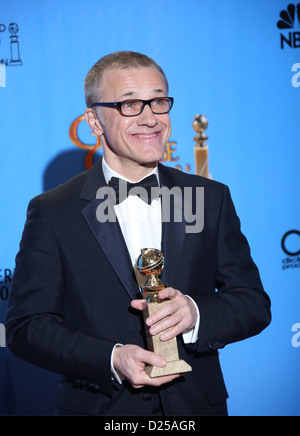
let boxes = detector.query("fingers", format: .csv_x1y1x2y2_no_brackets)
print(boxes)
146,373,181,387
113,344,181,389
131,288,198,342
146,289,197,341
130,287,177,312
156,286,177,301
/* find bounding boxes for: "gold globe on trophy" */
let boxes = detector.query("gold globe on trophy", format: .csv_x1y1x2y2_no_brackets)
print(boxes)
137,248,166,302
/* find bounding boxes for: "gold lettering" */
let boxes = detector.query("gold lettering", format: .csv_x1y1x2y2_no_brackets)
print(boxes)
161,141,179,162
69,115,102,169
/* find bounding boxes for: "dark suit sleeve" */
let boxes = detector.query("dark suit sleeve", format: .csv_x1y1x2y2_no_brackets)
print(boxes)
195,185,271,353
6,198,115,397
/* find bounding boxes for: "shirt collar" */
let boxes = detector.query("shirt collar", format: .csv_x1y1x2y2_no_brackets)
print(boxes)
102,156,159,185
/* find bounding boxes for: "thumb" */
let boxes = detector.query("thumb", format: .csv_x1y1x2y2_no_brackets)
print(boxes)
131,298,147,311
142,349,167,368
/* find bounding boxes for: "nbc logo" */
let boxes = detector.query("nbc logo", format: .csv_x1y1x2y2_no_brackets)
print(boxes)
277,3,300,48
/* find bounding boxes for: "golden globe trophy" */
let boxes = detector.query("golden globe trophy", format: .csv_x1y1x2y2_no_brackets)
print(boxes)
137,248,192,377
193,114,212,179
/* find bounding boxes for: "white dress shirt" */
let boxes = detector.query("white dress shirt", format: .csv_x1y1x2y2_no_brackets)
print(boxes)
103,159,162,267
102,158,199,382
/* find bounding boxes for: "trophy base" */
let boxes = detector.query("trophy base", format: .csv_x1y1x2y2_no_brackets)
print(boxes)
9,60,23,66
143,300,192,378
145,359,192,378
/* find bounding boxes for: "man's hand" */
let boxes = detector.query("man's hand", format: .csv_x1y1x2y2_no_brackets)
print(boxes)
131,287,198,342
113,288,197,389
113,344,180,388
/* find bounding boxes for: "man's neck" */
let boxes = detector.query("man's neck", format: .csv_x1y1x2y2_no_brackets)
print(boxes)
103,154,157,183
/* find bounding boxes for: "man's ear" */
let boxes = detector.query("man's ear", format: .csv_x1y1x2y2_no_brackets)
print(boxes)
84,108,104,136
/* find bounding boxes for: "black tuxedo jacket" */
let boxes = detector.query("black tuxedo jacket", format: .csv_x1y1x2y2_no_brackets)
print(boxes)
6,160,271,416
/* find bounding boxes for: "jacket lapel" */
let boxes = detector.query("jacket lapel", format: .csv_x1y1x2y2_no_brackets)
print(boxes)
158,164,186,287
80,159,140,300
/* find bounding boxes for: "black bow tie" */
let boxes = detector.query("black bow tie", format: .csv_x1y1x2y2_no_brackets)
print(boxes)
108,174,159,205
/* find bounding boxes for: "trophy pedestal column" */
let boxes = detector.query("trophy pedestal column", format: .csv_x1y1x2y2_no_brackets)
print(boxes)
143,300,192,377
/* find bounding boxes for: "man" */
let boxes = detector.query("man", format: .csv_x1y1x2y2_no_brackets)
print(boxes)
6,51,271,416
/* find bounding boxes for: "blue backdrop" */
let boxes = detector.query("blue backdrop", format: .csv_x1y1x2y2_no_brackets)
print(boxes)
0,0,299,416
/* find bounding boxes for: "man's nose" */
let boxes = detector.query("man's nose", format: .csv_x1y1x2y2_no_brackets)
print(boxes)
137,103,158,126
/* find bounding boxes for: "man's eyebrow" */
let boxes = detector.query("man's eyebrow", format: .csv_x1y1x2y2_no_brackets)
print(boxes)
117,89,166,100
118,91,136,100
152,88,166,94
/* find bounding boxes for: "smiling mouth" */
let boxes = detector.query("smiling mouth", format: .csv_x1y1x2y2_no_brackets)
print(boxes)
132,132,160,139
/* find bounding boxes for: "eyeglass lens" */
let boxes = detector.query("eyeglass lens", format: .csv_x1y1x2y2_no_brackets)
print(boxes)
121,98,172,116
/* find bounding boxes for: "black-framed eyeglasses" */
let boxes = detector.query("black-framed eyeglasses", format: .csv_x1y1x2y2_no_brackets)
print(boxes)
91,97,174,117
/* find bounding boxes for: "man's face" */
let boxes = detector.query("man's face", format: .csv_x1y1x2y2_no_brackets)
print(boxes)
94,67,172,176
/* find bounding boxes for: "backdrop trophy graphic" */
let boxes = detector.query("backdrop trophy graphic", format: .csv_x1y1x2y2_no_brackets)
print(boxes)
193,114,212,179
137,248,192,377
8,23,23,66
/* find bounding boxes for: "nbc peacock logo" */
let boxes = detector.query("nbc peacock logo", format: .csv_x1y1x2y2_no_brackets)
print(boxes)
277,3,300,48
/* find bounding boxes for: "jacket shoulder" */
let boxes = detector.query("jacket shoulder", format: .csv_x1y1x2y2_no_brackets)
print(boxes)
31,158,103,208
32,170,87,207
158,163,226,191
